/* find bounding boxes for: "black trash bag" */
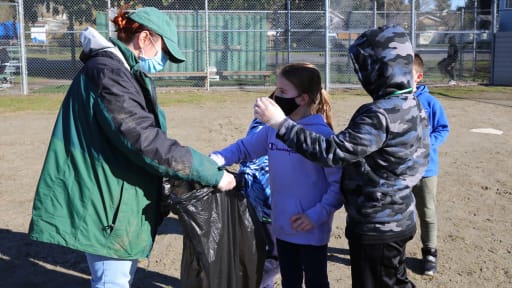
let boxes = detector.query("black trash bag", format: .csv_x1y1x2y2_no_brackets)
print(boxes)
163,174,267,288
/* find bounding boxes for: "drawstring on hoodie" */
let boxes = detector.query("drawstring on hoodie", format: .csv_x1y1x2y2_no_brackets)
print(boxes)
391,88,413,96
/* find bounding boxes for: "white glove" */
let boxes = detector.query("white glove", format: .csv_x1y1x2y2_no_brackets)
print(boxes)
253,97,286,129
217,170,236,192
209,153,225,167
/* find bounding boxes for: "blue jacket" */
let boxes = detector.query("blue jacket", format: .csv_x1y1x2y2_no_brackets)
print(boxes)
415,84,450,177
239,119,272,223
214,114,343,246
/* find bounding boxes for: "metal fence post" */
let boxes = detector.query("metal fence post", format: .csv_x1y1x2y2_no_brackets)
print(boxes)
17,0,28,95
205,0,209,90
324,0,329,91
472,0,477,80
411,0,416,51
286,0,291,64
490,0,497,84
373,0,377,28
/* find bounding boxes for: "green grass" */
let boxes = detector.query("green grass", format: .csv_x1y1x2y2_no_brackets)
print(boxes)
32,85,70,94
1,85,511,113
429,85,512,99
0,93,65,112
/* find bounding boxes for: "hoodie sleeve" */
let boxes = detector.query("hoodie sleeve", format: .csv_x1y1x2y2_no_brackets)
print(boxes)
429,98,450,148
86,61,223,187
214,126,269,166
276,104,388,167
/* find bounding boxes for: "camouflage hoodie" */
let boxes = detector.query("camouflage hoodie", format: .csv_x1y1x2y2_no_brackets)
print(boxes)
274,25,430,243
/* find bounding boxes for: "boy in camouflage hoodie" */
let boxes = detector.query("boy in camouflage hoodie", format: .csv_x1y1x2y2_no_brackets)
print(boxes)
254,25,429,287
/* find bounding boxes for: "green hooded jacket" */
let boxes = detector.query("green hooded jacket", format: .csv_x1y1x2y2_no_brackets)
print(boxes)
29,27,223,259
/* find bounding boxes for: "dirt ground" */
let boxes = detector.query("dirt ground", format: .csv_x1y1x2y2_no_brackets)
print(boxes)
1,87,511,288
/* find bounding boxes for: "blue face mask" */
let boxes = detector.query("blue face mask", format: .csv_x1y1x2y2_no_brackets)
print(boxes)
139,37,168,73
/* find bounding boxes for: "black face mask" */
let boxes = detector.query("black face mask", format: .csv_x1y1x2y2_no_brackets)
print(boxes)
274,95,300,116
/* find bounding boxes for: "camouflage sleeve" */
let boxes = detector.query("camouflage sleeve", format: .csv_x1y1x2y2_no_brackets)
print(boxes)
276,105,388,167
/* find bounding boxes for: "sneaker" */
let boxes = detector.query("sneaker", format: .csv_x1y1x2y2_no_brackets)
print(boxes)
448,80,457,85
260,258,280,288
422,247,438,276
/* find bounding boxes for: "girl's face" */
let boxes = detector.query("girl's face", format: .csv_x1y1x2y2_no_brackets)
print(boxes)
275,75,300,98
274,75,310,118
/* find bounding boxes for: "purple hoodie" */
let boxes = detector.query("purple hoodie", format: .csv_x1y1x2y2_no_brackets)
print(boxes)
214,114,343,245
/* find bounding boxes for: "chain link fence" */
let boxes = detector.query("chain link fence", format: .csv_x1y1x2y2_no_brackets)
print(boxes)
0,0,499,94
0,1,22,93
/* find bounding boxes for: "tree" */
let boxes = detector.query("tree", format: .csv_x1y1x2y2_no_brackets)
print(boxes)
20,0,110,69
436,0,451,11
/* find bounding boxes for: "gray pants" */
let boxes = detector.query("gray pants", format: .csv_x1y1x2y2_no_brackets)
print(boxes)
413,176,438,249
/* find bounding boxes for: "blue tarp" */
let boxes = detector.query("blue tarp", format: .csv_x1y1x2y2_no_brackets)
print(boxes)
0,21,18,40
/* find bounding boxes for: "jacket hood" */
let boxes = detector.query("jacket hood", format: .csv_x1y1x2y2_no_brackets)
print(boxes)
415,84,429,96
296,114,330,129
79,27,129,69
348,25,414,100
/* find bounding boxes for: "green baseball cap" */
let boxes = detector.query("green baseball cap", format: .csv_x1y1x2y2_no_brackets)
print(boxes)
128,7,185,63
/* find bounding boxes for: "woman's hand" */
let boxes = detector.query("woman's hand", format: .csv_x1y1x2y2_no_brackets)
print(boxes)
209,153,225,167
290,213,314,232
217,170,236,192
254,97,286,129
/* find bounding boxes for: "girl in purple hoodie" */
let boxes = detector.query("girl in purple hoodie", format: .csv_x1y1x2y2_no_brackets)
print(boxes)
210,63,343,288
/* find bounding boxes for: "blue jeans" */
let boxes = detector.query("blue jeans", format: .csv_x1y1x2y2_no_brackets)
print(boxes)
85,253,138,288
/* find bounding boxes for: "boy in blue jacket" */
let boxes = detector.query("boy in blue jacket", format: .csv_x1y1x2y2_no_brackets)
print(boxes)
413,53,450,276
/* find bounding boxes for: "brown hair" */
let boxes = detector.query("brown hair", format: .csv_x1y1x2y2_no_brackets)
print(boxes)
111,5,157,44
414,53,424,74
278,62,333,130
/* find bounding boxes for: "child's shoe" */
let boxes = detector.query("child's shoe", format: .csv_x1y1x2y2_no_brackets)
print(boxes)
422,247,438,276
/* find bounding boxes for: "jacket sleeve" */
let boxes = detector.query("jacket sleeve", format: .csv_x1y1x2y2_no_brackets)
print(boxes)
276,105,388,167
215,126,269,166
429,99,450,148
87,65,223,187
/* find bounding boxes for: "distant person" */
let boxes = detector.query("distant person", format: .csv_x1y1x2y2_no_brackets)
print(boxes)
211,62,343,288
437,36,458,85
28,6,235,288
254,25,430,287
0,47,10,75
413,53,450,276
237,118,279,288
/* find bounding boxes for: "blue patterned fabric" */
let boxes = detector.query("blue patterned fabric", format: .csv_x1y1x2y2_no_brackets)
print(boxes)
239,119,272,223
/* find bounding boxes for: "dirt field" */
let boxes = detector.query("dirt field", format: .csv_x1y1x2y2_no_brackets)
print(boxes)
1,87,511,288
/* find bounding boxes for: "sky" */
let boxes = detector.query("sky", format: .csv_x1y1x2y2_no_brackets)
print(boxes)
451,0,466,9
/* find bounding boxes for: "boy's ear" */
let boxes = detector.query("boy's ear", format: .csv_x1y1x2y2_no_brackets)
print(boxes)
415,71,424,83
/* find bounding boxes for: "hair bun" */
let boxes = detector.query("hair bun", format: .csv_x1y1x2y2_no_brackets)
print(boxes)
112,14,127,30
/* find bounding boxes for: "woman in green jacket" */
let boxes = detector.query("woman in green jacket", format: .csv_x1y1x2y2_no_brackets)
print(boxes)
28,7,235,288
